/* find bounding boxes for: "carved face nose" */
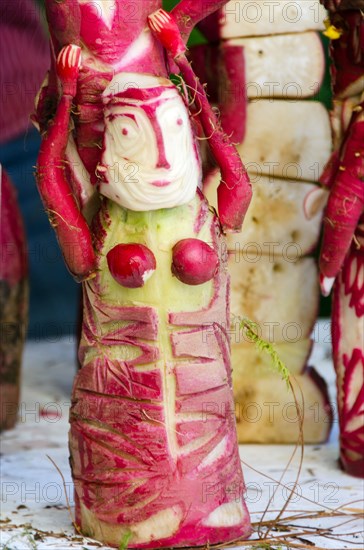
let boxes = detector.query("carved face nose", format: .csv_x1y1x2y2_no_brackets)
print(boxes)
150,114,171,170
156,154,171,169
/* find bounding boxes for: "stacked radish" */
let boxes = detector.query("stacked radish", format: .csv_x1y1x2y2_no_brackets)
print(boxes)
319,0,363,478
203,0,333,443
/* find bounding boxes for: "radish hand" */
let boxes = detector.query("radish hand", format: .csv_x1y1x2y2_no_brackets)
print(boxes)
148,9,186,58
56,44,81,97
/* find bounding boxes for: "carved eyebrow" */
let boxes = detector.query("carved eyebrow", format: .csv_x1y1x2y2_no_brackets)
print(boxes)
120,113,138,126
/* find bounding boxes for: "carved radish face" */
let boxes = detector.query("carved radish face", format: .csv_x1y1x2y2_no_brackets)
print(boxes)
99,74,201,211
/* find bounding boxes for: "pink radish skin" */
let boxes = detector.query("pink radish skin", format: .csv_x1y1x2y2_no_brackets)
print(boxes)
0,171,28,285
0,170,28,431
34,1,81,132
331,247,364,477
171,239,219,285
218,44,247,144
176,54,251,232
45,0,81,51
36,45,97,281
320,150,341,189
187,45,220,105
319,106,364,282
107,244,156,289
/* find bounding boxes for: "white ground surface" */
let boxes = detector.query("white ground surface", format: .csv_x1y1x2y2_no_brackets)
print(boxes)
1,321,363,549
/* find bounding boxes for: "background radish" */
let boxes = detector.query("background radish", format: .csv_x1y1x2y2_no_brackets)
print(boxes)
200,0,333,443
218,0,327,38
0,169,28,430
34,1,252,546
319,0,364,477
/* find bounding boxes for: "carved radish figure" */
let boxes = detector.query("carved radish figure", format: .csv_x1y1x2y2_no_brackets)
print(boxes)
319,0,364,478
34,1,252,546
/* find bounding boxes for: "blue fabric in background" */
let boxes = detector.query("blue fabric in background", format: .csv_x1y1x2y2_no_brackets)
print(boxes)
0,129,80,339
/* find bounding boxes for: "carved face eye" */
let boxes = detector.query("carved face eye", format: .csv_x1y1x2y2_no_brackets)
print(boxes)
112,110,157,167
120,122,139,141
160,106,187,135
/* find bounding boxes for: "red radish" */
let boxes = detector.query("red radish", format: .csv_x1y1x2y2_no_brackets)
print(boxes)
0,169,28,430
331,247,364,478
148,9,252,233
39,0,238,182
186,44,221,105
107,244,156,288
171,238,219,285
319,106,364,282
319,0,364,477
218,44,247,144
35,1,252,546
319,150,341,189
148,9,186,58
56,44,81,96
36,44,96,282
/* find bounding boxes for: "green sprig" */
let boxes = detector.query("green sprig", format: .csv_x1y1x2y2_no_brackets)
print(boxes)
119,530,133,550
240,318,290,388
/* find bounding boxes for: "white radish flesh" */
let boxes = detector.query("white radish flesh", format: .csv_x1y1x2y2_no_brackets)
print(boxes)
239,100,332,182
231,338,313,377
229,255,319,343
234,369,332,443
226,32,325,99
220,0,327,39
205,170,327,256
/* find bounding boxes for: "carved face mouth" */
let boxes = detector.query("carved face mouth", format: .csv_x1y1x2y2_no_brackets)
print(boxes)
151,180,170,187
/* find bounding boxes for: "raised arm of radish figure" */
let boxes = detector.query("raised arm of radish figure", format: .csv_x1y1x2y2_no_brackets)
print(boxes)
148,9,252,232
319,105,364,293
36,45,96,282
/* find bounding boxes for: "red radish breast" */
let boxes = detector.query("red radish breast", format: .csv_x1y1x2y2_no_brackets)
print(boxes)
107,243,156,288
172,238,219,285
